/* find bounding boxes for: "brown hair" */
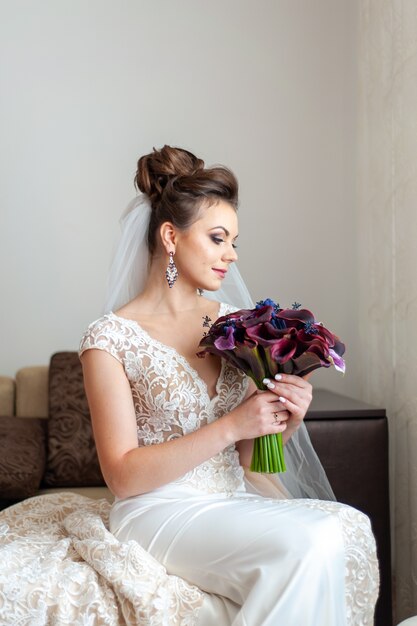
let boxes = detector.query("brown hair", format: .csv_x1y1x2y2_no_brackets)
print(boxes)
134,144,239,255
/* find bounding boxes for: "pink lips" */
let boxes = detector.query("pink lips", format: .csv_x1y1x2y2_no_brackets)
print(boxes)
213,268,227,279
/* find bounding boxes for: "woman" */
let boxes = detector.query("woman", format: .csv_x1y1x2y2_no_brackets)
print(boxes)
78,144,379,625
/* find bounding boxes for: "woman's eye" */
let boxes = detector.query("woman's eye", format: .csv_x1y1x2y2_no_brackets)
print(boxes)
211,235,238,249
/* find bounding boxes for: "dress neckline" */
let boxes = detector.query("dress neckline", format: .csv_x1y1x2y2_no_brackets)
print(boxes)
107,301,227,405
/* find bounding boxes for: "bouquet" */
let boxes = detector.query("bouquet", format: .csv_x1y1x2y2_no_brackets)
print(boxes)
197,299,346,474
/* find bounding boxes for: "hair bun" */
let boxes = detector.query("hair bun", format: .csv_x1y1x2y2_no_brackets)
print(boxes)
135,144,205,205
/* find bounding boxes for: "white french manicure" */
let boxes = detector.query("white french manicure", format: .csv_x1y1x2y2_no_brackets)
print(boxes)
274,374,282,381
279,396,287,403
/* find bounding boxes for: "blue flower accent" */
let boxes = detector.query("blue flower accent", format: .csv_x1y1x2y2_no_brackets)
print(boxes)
256,298,276,308
271,317,287,330
304,321,319,335
256,298,281,313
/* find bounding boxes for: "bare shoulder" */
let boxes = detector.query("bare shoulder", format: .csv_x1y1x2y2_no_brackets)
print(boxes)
112,293,150,319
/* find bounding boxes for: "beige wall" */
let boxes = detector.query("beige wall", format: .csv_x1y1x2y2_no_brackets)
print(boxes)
0,0,360,397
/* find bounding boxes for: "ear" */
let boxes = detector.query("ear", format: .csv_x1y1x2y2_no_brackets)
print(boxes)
159,221,178,253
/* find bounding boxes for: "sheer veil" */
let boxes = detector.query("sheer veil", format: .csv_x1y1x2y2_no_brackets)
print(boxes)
103,193,336,502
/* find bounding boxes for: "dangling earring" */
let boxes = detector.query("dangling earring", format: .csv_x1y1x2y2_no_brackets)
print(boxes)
165,251,179,288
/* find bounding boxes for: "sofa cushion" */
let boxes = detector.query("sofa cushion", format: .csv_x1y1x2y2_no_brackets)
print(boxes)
0,416,46,499
0,376,15,416
16,365,49,418
44,352,105,488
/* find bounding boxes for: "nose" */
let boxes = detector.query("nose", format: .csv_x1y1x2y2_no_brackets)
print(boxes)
223,244,238,263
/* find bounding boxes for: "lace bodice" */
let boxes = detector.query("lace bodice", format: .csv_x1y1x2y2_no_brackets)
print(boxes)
78,301,250,495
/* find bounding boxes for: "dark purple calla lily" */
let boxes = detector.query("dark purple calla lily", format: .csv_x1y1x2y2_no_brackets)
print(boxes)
214,326,236,350
246,322,294,347
328,348,346,373
276,308,315,326
269,338,298,364
238,305,274,328
293,335,330,360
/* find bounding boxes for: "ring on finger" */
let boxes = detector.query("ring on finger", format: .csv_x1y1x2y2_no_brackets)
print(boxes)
273,412,280,424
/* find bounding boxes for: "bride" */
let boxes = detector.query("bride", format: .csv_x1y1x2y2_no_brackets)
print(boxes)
77,144,379,625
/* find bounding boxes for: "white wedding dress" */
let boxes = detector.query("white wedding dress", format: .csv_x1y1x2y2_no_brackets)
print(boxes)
74,301,380,626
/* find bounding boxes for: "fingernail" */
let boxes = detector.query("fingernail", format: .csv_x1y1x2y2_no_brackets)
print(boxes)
279,396,286,403
262,378,270,385
267,382,275,389
274,374,282,381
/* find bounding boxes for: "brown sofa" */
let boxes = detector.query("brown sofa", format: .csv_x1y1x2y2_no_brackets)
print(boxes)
0,352,111,505
0,351,392,626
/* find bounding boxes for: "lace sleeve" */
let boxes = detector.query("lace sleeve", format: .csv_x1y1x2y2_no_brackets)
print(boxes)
78,316,124,365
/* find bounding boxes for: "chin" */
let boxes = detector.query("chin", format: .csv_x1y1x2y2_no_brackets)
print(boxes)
197,278,223,292
199,286,221,294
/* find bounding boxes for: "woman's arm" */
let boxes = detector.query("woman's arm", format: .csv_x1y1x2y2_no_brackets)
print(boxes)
80,348,288,499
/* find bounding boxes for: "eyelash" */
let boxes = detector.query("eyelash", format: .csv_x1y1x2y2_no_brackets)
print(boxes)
211,235,238,249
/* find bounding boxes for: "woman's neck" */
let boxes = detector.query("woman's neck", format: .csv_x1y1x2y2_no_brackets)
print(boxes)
131,257,205,318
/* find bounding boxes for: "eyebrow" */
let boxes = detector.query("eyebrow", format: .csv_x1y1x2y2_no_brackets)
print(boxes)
209,226,239,239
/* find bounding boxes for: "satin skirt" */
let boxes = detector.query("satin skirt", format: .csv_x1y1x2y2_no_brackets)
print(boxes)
109,481,356,626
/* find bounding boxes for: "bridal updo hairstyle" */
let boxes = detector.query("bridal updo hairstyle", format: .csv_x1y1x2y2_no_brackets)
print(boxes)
134,144,239,255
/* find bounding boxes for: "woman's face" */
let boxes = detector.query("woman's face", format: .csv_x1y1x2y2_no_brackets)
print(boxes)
174,199,239,292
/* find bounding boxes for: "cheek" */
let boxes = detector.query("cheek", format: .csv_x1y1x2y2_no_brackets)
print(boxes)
199,243,219,264
184,238,219,265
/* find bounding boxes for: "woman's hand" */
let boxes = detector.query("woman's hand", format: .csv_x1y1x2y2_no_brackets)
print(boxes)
261,372,313,442
224,388,291,442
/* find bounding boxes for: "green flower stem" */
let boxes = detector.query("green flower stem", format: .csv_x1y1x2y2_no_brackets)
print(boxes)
247,379,287,473
249,433,286,473
270,436,276,473
264,436,269,473
266,436,272,472
253,434,259,469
